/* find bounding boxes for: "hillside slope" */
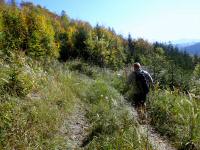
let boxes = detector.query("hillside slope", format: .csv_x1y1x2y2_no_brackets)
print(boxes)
1,1,200,149
184,42,200,55
0,57,150,149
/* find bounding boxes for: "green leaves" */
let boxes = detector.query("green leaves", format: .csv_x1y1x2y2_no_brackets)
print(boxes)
1,8,28,55
194,64,200,79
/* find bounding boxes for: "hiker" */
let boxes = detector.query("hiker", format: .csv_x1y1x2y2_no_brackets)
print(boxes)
126,62,153,119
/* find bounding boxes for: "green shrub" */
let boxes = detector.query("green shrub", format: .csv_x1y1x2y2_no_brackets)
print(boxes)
68,60,97,78
1,68,32,98
1,8,28,56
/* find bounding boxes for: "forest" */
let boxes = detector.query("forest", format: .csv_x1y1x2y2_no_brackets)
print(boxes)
1,0,200,149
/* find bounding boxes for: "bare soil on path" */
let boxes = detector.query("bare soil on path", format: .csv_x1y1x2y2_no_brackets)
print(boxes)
60,100,176,150
60,103,89,149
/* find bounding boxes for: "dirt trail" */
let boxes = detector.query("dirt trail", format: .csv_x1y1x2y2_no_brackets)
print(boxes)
59,101,176,149
60,103,89,149
127,103,177,150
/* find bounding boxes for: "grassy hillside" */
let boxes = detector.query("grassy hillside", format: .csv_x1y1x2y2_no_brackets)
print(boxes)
2,53,200,149
0,54,151,149
1,1,200,149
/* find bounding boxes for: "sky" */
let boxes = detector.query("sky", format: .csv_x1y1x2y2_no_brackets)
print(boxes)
15,0,200,42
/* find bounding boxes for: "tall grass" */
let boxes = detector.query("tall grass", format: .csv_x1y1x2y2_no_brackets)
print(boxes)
0,56,150,149
83,79,148,149
149,89,200,149
0,56,83,149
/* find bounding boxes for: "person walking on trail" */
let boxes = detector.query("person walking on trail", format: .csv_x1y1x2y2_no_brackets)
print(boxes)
126,62,153,119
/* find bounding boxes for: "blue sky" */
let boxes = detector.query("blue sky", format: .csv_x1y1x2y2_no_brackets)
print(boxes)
16,0,200,42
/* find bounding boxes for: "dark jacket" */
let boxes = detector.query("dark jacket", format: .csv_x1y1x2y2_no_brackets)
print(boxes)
127,69,153,94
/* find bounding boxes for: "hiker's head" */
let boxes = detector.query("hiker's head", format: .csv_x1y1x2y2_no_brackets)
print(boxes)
133,62,141,71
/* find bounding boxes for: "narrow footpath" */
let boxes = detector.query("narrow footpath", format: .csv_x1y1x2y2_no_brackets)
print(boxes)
60,103,89,149
127,103,177,150
60,101,176,150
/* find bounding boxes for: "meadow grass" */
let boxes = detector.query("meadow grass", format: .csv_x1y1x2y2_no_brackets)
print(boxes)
0,56,149,149
149,89,200,149
4,55,198,150
67,60,149,149
0,57,82,149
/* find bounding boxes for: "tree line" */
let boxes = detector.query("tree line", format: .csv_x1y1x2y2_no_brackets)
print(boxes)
1,0,200,90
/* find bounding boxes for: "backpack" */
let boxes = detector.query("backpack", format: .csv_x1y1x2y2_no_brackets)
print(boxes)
135,71,149,94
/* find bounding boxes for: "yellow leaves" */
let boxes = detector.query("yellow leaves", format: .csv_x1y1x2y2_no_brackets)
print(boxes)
0,12,2,32
22,9,59,59
1,8,29,52
0,11,3,50
34,15,54,37
66,26,76,43
134,38,153,54
1,3,125,68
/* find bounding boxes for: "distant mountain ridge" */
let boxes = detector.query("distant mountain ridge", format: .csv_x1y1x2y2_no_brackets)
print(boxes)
182,42,200,55
172,39,200,56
